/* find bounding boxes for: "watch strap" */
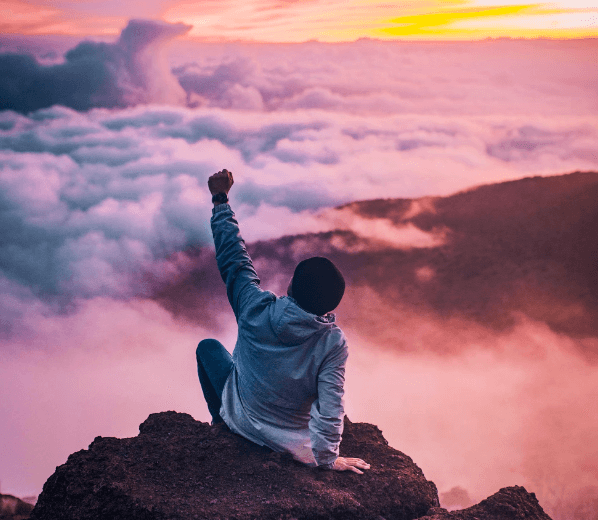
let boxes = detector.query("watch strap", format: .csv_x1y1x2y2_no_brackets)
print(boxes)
212,192,229,204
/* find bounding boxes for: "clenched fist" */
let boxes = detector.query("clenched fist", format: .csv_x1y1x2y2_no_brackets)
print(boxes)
208,169,234,195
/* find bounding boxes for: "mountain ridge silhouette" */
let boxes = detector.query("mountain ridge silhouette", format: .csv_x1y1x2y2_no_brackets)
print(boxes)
152,171,598,359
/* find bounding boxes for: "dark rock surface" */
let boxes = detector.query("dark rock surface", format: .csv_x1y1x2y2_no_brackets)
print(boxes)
30,411,551,520
420,487,552,520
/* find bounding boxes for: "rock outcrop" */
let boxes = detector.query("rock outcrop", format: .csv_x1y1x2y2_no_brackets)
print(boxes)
420,487,551,520
30,411,551,520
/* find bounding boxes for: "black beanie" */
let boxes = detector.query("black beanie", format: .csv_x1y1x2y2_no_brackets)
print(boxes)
291,257,345,316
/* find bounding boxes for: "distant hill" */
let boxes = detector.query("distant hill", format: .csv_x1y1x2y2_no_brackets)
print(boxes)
0,493,33,519
152,171,598,358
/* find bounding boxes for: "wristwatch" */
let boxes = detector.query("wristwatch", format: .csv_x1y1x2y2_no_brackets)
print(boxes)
212,192,229,204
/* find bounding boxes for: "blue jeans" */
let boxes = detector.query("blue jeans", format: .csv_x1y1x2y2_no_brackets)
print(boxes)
196,339,233,424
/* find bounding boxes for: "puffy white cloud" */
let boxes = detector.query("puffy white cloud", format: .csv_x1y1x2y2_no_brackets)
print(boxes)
0,20,190,113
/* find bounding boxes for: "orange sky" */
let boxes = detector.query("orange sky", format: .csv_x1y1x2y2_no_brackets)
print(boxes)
1,0,597,40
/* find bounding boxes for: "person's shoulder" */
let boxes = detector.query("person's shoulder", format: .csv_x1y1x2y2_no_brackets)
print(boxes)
321,323,347,348
245,286,277,307
237,283,277,319
319,327,348,366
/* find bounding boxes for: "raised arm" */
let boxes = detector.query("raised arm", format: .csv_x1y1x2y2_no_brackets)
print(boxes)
208,169,268,320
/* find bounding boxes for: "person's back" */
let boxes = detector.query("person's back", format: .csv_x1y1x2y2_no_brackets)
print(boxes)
196,169,370,474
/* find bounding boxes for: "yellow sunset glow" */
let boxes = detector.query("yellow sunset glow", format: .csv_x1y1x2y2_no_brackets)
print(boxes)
372,3,597,39
162,0,598,41
378,4,540,36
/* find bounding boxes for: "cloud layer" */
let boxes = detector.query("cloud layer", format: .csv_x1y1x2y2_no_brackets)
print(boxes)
1,103,596,332
2,25,597,120
169,38,598,118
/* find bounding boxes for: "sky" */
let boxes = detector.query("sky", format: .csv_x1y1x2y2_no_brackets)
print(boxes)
1,0,597,40
0,2,598,519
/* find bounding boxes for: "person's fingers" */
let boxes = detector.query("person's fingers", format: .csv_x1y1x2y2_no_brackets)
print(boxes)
349,466,364,475
208,170,233,192
345,458,369,467
215,169,233,184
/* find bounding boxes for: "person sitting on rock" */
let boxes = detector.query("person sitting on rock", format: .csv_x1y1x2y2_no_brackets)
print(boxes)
196,168,370,475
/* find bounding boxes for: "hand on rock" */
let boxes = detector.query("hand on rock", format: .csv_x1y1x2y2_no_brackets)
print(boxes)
332,457,370,474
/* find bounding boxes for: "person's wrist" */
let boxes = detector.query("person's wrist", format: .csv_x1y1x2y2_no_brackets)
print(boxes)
212,192,229,206
319,461,336,470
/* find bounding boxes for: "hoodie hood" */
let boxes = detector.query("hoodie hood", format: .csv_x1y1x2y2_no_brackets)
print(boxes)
270,296,336,345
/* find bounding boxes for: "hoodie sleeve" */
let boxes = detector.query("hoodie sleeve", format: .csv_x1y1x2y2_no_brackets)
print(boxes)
309,334,348,467
210,203,268,320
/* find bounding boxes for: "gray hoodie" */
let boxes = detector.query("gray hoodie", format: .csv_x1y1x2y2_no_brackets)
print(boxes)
211,203,347,467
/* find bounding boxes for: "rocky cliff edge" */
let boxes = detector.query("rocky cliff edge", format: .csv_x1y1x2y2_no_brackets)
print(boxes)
30,411,551,520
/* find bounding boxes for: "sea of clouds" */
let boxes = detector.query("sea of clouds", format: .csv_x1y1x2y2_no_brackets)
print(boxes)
1,20,597,518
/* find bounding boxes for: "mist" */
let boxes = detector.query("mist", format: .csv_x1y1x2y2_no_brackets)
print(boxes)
342,294,598,518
